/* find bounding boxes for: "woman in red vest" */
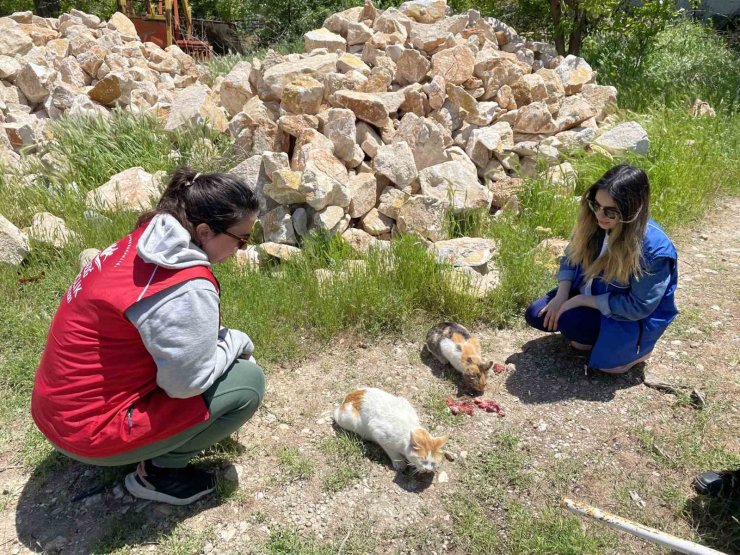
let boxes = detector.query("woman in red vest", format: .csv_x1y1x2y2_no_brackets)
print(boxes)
32,167,264,505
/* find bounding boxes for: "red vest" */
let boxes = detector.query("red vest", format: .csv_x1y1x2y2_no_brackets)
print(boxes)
32,223,218,458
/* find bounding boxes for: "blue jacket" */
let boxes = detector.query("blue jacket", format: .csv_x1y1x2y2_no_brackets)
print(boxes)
557,219,678,368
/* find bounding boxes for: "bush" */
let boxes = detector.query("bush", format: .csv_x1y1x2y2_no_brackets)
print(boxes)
583,19,740,114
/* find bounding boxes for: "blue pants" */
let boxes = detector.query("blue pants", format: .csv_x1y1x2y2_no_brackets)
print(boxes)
525,289,601,346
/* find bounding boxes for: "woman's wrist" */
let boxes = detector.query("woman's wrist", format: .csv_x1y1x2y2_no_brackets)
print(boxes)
556,281,572,298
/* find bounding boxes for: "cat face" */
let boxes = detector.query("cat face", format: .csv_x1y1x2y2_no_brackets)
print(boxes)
408,429,448,473
462,339,493,393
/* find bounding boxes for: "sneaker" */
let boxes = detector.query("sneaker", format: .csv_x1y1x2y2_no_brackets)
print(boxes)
124,460,217,505
692,470,740,498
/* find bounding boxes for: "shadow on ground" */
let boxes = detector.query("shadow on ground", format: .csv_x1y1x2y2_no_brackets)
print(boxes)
682,493,740,554
419,345,479,397
330,424,434,494
15,442,242,554
504,335,644,404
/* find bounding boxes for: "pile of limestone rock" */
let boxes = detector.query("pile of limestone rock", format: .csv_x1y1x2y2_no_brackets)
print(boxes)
0,0,651,292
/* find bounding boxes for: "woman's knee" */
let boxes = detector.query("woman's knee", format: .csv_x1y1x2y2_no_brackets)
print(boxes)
525,298,547,330
205,359,266,413
558,308,600,345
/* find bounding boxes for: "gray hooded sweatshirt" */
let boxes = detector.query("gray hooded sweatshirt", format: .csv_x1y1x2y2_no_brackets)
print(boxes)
125,214,254,399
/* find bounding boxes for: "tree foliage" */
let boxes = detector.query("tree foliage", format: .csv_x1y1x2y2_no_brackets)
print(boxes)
450,0,691,57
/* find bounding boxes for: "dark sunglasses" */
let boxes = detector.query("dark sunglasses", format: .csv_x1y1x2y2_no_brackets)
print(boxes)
587,199,621,220
222,230,251,249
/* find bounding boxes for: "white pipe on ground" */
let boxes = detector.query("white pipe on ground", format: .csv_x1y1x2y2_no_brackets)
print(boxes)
562,497,727,555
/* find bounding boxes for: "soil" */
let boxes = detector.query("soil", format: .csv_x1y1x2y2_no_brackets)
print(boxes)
1,199,738,555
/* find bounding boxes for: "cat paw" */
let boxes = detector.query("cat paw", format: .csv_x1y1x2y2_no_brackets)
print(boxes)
392,460,407,471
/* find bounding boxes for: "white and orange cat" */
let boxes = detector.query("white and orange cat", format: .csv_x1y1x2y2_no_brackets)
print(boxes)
333,388,448,473
425,322,493,393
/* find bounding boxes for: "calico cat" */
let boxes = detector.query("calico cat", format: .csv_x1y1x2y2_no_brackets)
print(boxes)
333,388,448,473
425,322,493,393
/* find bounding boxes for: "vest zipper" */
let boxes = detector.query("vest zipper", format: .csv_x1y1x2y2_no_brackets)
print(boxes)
636,321,644,354
126,406,134,429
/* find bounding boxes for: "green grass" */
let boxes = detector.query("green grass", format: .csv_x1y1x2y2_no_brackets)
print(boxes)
0,20,739,553
277,446,314,481
447,433,612,554
461,432,532,502
319,431,365,492
635,410,740,472
264,524,375,555
584,19,740,114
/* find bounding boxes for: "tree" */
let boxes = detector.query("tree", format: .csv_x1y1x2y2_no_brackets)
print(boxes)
450,0,688,58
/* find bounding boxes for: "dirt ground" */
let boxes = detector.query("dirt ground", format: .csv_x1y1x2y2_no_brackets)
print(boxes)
1,199,738,555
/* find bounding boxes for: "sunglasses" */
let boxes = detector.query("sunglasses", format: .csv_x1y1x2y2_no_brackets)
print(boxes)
222,230,251,249
587,199,621,220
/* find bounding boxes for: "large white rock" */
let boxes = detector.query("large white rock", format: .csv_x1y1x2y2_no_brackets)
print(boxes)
392,113,449,171
261,205,297,245
395,49,431,86
0,215,30,266
264,169,305,205
108,12,138,38
432,237,498,268
28,212,79,248
0,55,22,80
341,228,384,254
396,195,446,242
419,161,492,213
220,61,254,118
580,84,617,122
313,205,350,234
165,84,228,133
513,101,558,134
348,172,377,219
545,161,578,192
281,75,325,115
15,62,55,105
377,186,410,220
361,208,394,236
431,44,475,85
323,108,357,161
300,150,351,210
0,21,33,57
554,55,594,95
465,123,513,169
86,167,161,211
304,28,347,52
399,0,448,23
259,54,338,101
373,141,418,193
593,121,649,155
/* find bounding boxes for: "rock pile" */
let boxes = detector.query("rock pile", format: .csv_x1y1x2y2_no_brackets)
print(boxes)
1,0,651,290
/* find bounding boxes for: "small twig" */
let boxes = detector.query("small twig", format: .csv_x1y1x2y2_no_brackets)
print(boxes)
652,443,674,463
336,529,351,555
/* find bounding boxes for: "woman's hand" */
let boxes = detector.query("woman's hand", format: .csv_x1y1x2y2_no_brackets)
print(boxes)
554,294,599,328
538,291,570,331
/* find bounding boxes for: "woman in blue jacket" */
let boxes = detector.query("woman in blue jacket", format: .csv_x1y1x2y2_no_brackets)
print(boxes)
525,164,678,374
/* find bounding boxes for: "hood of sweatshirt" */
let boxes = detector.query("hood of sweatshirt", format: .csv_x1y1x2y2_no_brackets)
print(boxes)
137,213,211,269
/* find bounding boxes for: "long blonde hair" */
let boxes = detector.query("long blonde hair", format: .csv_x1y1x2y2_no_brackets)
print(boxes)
567,165,650,284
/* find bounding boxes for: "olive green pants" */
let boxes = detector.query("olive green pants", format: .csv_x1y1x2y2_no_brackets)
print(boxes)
57,359,265,468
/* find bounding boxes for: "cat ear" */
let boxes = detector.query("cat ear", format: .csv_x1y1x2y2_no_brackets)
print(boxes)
434,435,449,449
484,360,494,373
410,429,422,447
